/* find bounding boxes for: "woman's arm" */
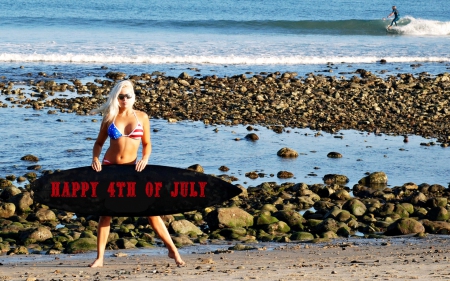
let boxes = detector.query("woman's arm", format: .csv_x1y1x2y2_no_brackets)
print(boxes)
92,121,108,171
136,112,152,172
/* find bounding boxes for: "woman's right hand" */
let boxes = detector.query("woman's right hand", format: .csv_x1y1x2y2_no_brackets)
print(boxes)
91,158,102,172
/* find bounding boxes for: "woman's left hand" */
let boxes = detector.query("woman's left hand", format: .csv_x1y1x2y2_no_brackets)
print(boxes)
135,158,148,172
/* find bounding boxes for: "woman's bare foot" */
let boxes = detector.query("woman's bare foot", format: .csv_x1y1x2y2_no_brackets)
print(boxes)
89,258,104,268
168,250,185,266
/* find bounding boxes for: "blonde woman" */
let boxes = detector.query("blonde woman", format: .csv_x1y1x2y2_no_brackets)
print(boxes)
89,80,185,267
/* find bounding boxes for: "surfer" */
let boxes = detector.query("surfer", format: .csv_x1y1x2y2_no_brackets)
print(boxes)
387,5,400,29
89,80,185,267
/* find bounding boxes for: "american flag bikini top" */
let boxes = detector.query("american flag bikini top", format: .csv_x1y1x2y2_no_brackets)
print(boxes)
107,111,144,140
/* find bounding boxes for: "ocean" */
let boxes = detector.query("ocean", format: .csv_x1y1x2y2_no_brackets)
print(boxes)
1,0,450,188
0,0,449,80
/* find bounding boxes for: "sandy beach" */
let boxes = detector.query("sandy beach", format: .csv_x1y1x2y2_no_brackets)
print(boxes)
1,236,450,281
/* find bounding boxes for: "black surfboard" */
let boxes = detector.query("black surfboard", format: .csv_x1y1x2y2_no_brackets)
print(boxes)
31,165,241,216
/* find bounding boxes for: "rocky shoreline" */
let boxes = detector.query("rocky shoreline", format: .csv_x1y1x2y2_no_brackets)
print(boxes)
1,70,450,256
1,70,450,142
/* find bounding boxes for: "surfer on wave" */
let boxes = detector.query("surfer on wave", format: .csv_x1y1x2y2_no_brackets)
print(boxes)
89,80,185,267
387,5,400,29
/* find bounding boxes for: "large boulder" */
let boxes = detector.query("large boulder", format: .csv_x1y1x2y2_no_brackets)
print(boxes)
323,174,349,185
290,231,314,241
170,219,203,235
255,213,279,227
265,221,291,234
206,207,254,230
421,219,450,234
314,218,340,234
273,210,305,229
358,172,388,186
426,207,450,221
384,218,425,236
34,209,57,222
20,154,39,162
172,234,194,247
0,186,21,200
343,199,367,217
0,178,13,188
9,192,33,213
19,226,53,243
65,238,98,254
277,147,299,158
0,203,15,218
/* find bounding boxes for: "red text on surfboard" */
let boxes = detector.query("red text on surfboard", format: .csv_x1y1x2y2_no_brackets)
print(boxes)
171,182,207,198
108,182,139,197
51,182,99,198
50,181,207,198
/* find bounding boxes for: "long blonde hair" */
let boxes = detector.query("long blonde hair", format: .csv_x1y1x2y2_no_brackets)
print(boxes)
90,80,135,124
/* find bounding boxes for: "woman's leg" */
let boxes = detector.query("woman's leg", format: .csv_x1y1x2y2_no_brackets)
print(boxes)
148,216,185,266
89,216,112,267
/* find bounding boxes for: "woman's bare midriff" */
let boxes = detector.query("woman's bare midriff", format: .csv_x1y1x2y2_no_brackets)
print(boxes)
103,137,140,164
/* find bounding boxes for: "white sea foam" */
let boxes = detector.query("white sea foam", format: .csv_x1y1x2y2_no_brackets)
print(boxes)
0,53,448,65
393,16,450,36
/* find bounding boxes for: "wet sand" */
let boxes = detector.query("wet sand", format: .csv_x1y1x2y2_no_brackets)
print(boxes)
1,236,450,281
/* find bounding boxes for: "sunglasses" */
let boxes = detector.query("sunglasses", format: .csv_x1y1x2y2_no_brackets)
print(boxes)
118,94,133,100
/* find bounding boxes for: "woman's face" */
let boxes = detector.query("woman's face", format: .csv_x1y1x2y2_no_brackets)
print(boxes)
117,86,135,109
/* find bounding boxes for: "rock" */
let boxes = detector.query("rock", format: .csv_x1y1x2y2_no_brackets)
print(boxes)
34,209,57,222
277,147,299,158
265,221,291,234
172,234,194,247
343,199,367,217
0,178,13,188
426,197,448,208
255,213,279,226
277,171,294,179
0,186,21,200
170,219,203,235
332,189,351,200
321,231,339,239
9,245,28,255
20,226,53,243
260,204,278,212
290,231,314,241
273,210,305,229
219,166,230,172
385,218,425,236
245,133,259,141
426,207,450,221
219,227,247,239
115,238,137,249
358,172,388,185
421,219,450,234
20,154,39,161
206,207,254,230
336,210,352,222
105,71,126,80
402,182,418,190
187,164,204,173
327,152,342,158
323,174,349,184
65,238,98,253
314,218,340,233
178,72,191,79
9,192,33,213
24,172,37,180
0,222,25,238
26,165,41,170
0,203,15,218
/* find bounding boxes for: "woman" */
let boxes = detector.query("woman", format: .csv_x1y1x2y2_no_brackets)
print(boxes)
89,80,185,267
